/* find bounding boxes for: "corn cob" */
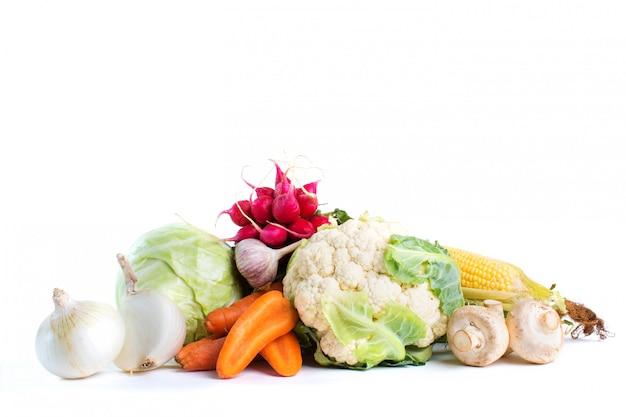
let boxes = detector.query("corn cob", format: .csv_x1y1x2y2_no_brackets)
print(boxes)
444,246,566,314
444,246,611,339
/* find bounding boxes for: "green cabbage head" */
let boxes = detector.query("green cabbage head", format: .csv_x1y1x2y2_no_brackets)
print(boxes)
115,222,245,345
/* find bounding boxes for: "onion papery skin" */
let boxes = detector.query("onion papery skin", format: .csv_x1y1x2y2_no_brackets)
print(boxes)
114,289,186,373
35,289,126,379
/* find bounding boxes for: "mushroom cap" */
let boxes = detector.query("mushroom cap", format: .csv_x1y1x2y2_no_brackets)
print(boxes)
447,302,509,367
506,299,564,364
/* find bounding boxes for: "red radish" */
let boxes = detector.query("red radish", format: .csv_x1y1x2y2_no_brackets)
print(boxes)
287,218,315,240
272,188,300,224
302,180,319,195
222,224,260,242
259,223,288,248
240,165,275,197
272,160,291,191
250,194,274,225
219,158,324,247
309,214,330,229
265,220,317,242
254,186,274,197
272,166,301,224
217,200,252,227
242,177,274,198
296,182,319,219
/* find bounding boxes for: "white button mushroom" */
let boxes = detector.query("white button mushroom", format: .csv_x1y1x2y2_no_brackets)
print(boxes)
447,300,509,367
505,298,564,364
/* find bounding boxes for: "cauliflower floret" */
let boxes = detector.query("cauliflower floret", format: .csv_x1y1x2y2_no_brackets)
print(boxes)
291,274,338,333
403,283,450,347
283,215,460,367
319,333,361,366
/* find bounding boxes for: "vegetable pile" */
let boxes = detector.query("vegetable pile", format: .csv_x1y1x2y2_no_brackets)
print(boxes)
34,157,612,380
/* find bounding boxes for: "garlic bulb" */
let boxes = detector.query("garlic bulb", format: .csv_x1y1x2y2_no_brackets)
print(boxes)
235,238,302,288
114,253,186,373
35,288,126,379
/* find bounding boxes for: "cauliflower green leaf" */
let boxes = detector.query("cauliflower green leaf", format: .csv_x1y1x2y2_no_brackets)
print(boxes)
321,289,430,369
384,234,464,316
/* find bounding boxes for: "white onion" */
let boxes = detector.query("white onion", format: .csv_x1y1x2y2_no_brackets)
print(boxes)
35,288,126,379
114,253,186,373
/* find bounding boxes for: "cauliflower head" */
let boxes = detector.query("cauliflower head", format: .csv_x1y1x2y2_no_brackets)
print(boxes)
283,215,463,369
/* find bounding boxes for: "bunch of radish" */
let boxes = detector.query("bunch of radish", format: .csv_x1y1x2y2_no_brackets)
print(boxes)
218,160,330,248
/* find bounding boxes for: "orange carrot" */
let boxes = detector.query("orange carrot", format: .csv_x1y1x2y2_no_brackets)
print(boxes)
174,336,226,371
205,282,283,336
260,330,302,377
216,290,298,379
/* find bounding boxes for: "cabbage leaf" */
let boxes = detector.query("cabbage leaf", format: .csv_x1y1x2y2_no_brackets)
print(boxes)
115,223,245,344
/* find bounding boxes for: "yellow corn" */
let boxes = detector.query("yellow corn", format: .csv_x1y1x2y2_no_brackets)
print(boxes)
444,247,565,313
445,247,519,292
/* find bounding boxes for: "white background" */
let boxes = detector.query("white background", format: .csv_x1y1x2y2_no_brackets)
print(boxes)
1,1,624,416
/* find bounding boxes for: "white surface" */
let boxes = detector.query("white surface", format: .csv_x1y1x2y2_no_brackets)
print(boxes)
1,1,624,416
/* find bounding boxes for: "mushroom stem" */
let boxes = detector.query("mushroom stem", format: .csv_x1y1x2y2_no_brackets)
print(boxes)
451,326,484,353
541,310,561,331
484,299,504,315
